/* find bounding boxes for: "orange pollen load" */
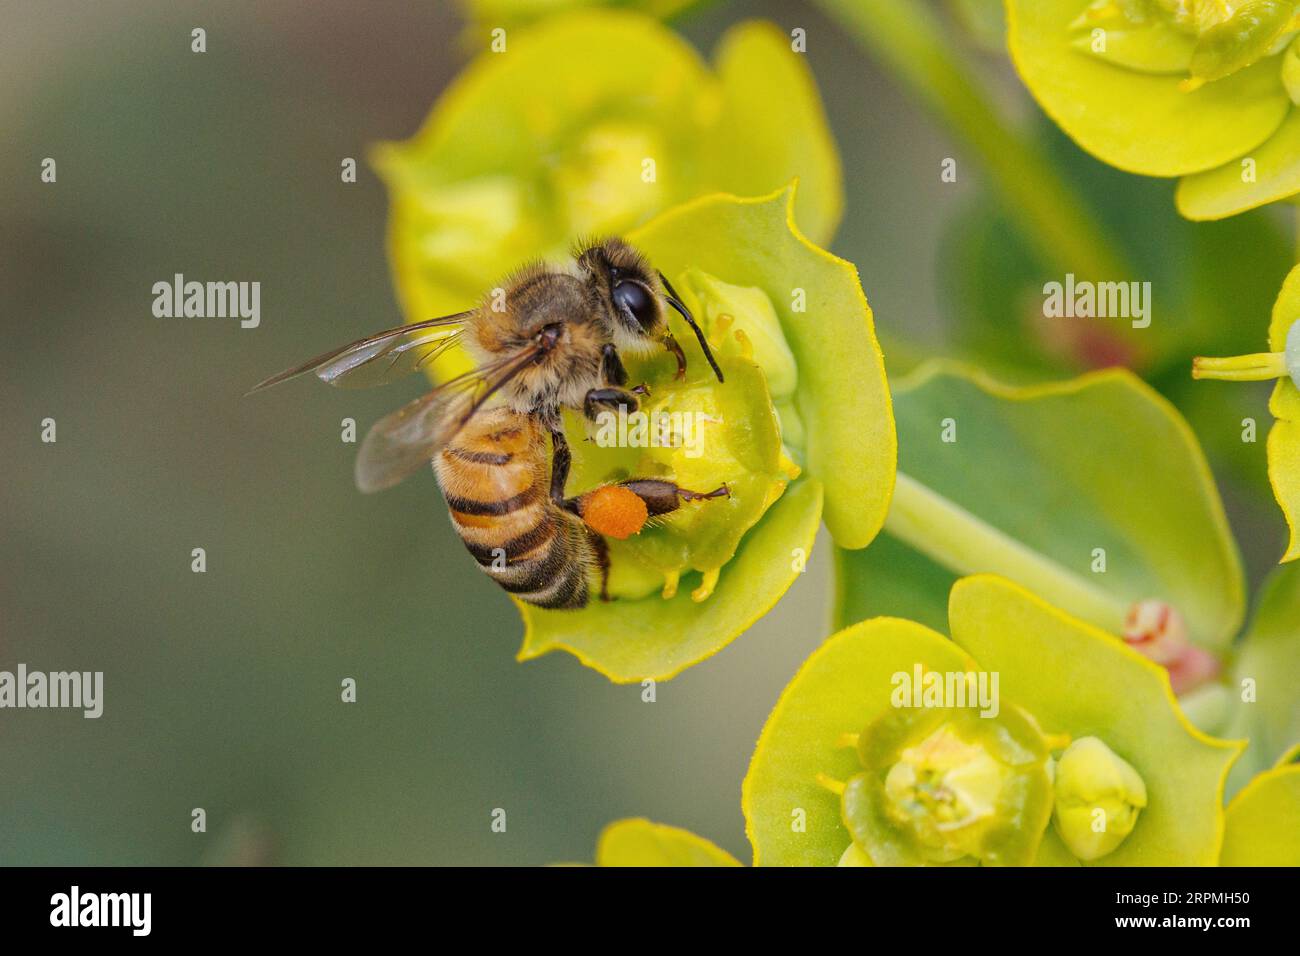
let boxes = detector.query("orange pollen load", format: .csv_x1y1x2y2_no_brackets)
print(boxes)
580,485,650,540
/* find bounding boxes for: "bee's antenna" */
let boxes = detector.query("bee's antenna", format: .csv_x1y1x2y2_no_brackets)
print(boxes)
658,271,724,384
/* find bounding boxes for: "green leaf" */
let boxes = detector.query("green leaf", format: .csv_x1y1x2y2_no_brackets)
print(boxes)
518,477,823,681
595,818,742,866
1005,0,1290,177
743,617,976,866
1221,763,1300,865
625,185,896,549
1222,563,1300,794
838,363,1244,651
948,576,1243,866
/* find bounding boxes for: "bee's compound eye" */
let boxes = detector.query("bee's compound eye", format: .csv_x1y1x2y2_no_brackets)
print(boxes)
612,280,656,331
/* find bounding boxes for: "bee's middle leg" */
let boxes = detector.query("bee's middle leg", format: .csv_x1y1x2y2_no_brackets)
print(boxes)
587,530,612,602
549,427,573,505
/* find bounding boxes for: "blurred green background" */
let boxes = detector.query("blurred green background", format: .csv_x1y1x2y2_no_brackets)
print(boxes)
0,0,1286,864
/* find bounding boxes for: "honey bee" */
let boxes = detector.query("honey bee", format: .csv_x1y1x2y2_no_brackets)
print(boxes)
249,239,729,609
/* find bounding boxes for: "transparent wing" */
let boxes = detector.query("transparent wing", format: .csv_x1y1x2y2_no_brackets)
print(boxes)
246,312,472,395
354,346,541,494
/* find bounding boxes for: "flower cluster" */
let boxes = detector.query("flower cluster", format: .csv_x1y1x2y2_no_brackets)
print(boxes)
1006,0,1300,219
376,10,842,366
744,575,1241,866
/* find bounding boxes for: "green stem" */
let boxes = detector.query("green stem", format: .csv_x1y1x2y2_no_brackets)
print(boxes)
813,0,1130,282
884,472,1131,631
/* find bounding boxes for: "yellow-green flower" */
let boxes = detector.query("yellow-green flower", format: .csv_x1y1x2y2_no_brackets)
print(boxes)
744,575,1243,866
1006,0,1300,219
375,10,841,377
515,186,895,681
1052,736,1148,860
840,703,1059,866
1193,261,1300,561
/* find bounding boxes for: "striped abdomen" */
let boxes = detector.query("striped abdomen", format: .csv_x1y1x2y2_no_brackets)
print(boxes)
434,407,594,609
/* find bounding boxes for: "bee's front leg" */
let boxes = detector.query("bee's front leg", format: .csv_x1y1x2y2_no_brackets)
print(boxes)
662,334,687,380
601,343,629,388
583,386,646,421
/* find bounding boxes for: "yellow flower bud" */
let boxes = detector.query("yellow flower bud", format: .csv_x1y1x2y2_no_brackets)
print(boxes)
678,269,799,401
1052,736,1148,861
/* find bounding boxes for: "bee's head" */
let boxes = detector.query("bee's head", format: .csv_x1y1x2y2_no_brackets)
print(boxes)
575,238,670,356
576,238,723,382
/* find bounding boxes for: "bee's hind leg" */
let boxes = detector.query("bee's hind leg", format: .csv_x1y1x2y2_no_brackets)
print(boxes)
617,478,730,516
571,480,727,601
566,479,729,541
